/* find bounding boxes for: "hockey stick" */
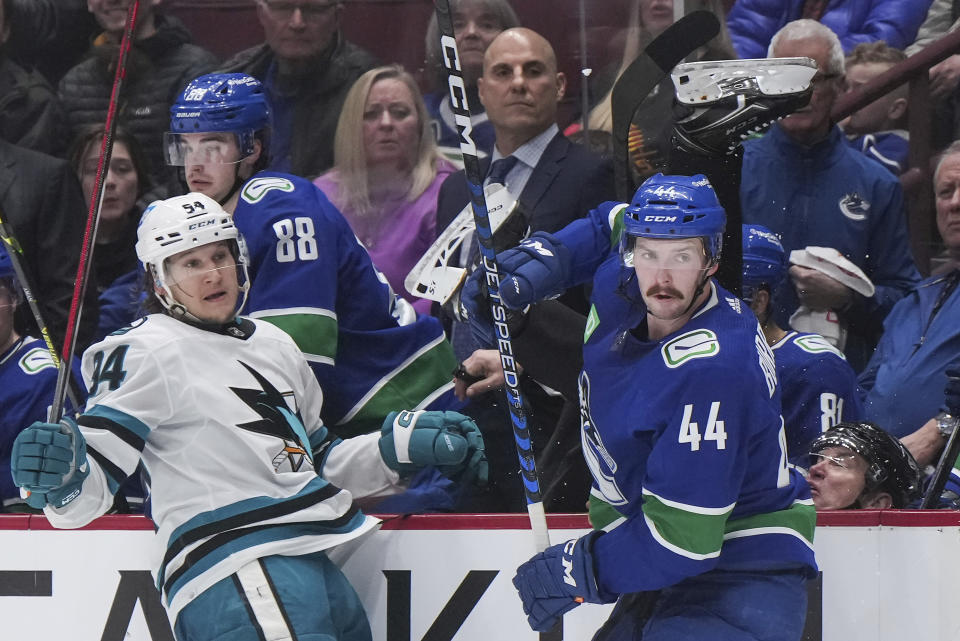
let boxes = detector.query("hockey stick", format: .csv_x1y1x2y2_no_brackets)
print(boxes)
433,0,551,553
0,210,82,411
49,0,140,423
610,10,719,200
921,416,960,508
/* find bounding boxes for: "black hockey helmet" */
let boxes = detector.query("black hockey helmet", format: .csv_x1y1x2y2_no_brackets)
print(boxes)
809,421,922,508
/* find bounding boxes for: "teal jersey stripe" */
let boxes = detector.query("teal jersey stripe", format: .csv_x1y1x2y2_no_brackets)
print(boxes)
84,404,152,443
164,510,367,607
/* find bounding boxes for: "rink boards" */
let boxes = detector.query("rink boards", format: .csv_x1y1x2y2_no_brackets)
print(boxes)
0,511,958,640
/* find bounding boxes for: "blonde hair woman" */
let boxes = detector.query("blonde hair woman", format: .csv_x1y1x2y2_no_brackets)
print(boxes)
314,65,456,315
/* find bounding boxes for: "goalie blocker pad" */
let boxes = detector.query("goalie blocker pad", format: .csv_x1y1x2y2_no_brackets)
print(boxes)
404,183,520,306
670,57,818,156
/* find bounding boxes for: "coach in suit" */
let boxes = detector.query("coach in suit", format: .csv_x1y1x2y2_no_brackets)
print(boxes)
0,138,98,351
436,28,613,512
437,27,613,266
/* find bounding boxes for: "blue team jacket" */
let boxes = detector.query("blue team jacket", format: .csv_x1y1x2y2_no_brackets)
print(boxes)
740,124,921,371
859,272,960,437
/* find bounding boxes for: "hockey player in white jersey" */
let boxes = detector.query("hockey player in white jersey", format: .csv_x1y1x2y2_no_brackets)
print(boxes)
741,223,863,465
467,174,816,639
10,194,487,640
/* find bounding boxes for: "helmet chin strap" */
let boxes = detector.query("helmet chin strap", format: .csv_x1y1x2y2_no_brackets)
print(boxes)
219,167,247,208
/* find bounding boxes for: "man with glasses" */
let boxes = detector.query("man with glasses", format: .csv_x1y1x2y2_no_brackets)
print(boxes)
217,0,377,178
739,19,920,372
806,421,920,510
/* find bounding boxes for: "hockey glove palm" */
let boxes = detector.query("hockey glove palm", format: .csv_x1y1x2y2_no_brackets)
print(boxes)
379,410,488,486
512,531,616,632
497,232,570,310
11,417,89,509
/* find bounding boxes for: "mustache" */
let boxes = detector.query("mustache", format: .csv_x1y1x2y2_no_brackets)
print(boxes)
645,285,684,298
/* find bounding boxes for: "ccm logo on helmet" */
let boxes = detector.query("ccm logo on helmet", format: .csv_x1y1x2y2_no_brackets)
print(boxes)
644,215,678,223
188,219,217,230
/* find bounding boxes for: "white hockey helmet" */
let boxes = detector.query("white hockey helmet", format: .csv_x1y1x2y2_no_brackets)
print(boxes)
136,193,250,320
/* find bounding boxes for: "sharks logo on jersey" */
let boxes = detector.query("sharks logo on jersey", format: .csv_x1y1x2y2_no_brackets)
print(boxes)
230,361,313,472
579,371,628,506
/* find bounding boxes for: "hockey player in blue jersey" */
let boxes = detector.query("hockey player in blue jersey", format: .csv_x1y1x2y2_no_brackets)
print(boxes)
166,73,464,511
165,73,458,439
10,194,487,640
742,223,863,466
0,244,85,511
478,174,816,639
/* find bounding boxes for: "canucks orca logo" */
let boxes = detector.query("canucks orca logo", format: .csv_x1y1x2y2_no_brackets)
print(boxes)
579,371,628,506
230,361,312,471
839,192,869,221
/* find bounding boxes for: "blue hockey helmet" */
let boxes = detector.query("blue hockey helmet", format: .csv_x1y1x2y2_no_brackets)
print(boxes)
0,242,13,280
742,223,786,299
621,173,726,268
0,242,21,304
166,73,270,165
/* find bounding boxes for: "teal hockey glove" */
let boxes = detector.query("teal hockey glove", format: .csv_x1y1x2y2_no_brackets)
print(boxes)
11,417,89,509
379,410,488,486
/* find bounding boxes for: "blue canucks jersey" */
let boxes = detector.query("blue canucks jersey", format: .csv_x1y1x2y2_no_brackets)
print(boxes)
232,172,457,438
554,202,816,594
772,331,863,465
0,337,84,507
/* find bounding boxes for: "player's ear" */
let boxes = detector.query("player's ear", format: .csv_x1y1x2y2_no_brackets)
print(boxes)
860,490,893,509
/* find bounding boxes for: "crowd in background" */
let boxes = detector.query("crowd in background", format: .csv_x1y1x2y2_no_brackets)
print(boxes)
3,0,960,517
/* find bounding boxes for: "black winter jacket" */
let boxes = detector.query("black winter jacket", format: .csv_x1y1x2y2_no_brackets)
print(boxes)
217,35,378,179
0,55,68,157
58,13,218,185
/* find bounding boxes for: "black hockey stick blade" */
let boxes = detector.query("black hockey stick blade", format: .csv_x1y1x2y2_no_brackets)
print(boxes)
611,11,720,200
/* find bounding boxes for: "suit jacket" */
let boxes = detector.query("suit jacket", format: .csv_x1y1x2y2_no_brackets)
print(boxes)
0,138,98,351
437,131,615,241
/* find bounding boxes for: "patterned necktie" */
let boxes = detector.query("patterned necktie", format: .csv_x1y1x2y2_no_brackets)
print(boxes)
487,155,518,186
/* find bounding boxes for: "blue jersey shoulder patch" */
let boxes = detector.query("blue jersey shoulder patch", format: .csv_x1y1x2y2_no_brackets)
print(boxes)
661,329,720,368
18,347,56,375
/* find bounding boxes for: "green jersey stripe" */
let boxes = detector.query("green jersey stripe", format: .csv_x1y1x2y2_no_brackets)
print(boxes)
607,203,628,249
252,310,338,363
723,500,816,545
642,492,733,559
335,336,457,437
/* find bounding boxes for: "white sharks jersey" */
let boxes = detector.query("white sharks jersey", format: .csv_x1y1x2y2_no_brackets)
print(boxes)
45,314,393,622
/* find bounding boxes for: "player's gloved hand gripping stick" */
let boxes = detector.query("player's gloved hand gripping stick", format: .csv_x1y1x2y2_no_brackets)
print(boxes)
11,417,89,510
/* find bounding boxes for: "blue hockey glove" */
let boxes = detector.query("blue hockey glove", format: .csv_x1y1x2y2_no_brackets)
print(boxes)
11,417,89,509
379,410,488,486
512,531,616,632
497,232,570,310
944,367,960,416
